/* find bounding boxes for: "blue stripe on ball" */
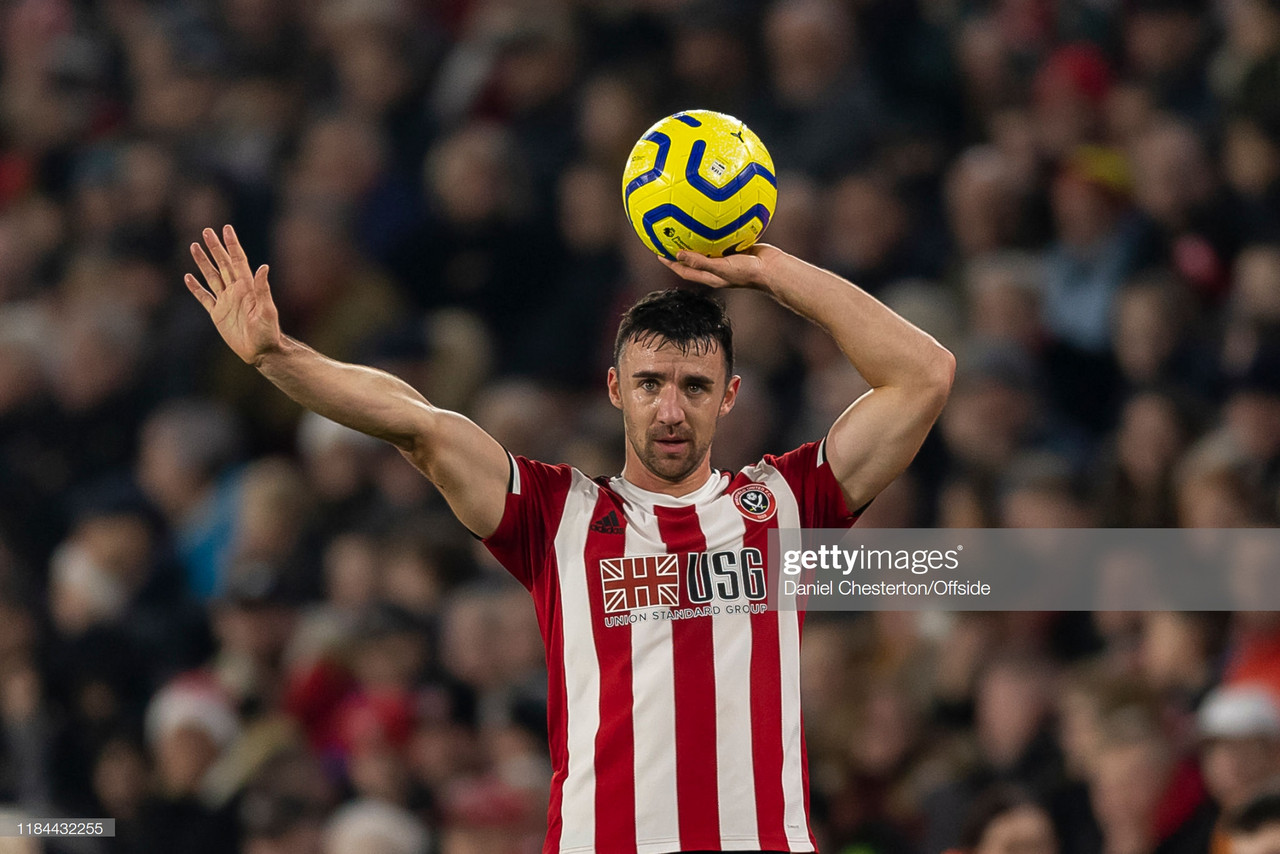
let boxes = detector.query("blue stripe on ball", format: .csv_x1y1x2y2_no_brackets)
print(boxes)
673,113,703,127
641,203,773,260
683,140,777,203
623,131,672,212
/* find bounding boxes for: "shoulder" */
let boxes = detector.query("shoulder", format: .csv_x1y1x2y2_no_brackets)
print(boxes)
725,439,829,510
508,454,570,490
740,439,829,483
734,438,860,527
498,454,602,525
481,456,602,583
507,454,591,494
506,453,611,507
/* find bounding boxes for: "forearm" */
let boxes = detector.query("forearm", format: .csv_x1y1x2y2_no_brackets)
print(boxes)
254,337,508,536
255,337,432,451
185,225,507,528
756,248,953,390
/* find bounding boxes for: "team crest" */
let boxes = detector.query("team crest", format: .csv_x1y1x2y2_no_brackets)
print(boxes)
732,484,776,522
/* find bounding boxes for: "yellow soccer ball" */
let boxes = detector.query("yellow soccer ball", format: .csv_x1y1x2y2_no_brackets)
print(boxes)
622,110,777,259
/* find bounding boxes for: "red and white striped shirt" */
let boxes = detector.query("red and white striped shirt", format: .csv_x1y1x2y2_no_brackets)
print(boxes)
483,439,858,854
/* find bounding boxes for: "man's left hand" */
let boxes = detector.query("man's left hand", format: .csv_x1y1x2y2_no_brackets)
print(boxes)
659,244,781,290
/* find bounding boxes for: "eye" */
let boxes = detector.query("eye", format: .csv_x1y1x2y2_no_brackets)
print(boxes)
686,382,705,394
640,379,658,392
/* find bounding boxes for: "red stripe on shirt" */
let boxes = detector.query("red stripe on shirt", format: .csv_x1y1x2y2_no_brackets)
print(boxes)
540,560,569,854
800,707,818,851
507,459,574,854
749,611,788,849
732,487,788,851
583,493,637,852
655,504,720,849
499,460,576,854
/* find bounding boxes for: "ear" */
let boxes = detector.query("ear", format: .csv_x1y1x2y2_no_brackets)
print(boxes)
719,374,741,418
607,366,623,410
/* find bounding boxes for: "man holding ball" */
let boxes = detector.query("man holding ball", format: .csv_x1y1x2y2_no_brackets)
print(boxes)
186,223,952,854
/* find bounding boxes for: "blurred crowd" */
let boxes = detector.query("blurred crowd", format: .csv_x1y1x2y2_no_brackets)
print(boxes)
3,0,1280,852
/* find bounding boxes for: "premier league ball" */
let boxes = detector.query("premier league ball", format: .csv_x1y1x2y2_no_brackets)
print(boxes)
622,110,777,259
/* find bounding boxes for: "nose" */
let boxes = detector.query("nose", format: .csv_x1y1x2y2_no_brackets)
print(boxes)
655,383,685,426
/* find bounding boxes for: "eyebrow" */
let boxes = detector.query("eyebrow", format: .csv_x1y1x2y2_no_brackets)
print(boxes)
631,370,717,386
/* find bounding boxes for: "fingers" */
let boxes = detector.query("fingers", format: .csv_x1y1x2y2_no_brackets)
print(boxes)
192,224,257,294
253,264,270,291
190,242,225,293
222,224,252,277
674,252,737,285
184,274,216,312
202,227,236,283
663,260,728,288
671,249,766,288
675,250,714,270
677,268,730,287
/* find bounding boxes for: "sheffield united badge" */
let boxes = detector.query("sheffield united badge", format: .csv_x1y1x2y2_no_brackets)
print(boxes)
732,484,776,522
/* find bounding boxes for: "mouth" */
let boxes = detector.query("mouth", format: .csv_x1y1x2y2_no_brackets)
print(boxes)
652,437,691,453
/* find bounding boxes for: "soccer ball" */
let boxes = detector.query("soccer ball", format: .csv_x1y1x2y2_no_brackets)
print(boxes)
622,110,777,259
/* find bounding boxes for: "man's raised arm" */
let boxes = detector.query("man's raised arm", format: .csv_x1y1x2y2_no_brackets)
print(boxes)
662,244,955,512
184,225,509,537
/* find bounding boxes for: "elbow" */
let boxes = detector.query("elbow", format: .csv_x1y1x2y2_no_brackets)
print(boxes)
934,344,957,390
922,344,955,410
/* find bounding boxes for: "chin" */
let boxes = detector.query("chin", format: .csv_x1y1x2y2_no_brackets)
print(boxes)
643,454,699,482
647,462,688,481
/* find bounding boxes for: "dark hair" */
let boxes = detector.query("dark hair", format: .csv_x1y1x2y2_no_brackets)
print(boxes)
957,785,1051,850
1228,788,1280,834
613,288,734,377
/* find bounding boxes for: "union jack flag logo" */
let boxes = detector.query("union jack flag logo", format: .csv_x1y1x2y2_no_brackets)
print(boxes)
599,554,680,613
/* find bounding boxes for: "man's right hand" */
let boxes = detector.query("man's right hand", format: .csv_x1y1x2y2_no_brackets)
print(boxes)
182,222,511,539
185,225,283,366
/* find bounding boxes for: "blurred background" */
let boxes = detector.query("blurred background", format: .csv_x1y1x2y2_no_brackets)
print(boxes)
2,0,1280,852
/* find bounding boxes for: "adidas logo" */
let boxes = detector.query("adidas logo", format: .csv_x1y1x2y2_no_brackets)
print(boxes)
589,510,624,535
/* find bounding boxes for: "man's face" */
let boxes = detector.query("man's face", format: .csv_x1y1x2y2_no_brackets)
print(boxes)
975,805,1058,854
608,337,738,483
1202,736,1280,812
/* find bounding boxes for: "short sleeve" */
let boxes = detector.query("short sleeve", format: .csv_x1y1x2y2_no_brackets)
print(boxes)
763,438,860,528
481,454,575,589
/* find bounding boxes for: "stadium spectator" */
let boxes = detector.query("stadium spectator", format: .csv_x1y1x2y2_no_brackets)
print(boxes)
137,674,241,854
1197,686,1280,822
1094,391,1198,528
1087,717,1210,854
1122,0,1215,126
1043,145,1141,355
947,153,1034,265
1032,44,1114,160
1227,788,1280,854
759,0,882,178
323,797,429,854
135,398,242,597
924,654,1061,854
1129,117,1238,296
947,786,1058,854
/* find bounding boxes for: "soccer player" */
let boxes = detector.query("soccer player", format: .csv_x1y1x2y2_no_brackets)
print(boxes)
185,224,954,854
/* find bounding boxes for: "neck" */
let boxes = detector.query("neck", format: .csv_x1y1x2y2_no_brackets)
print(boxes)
620,451,714,497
